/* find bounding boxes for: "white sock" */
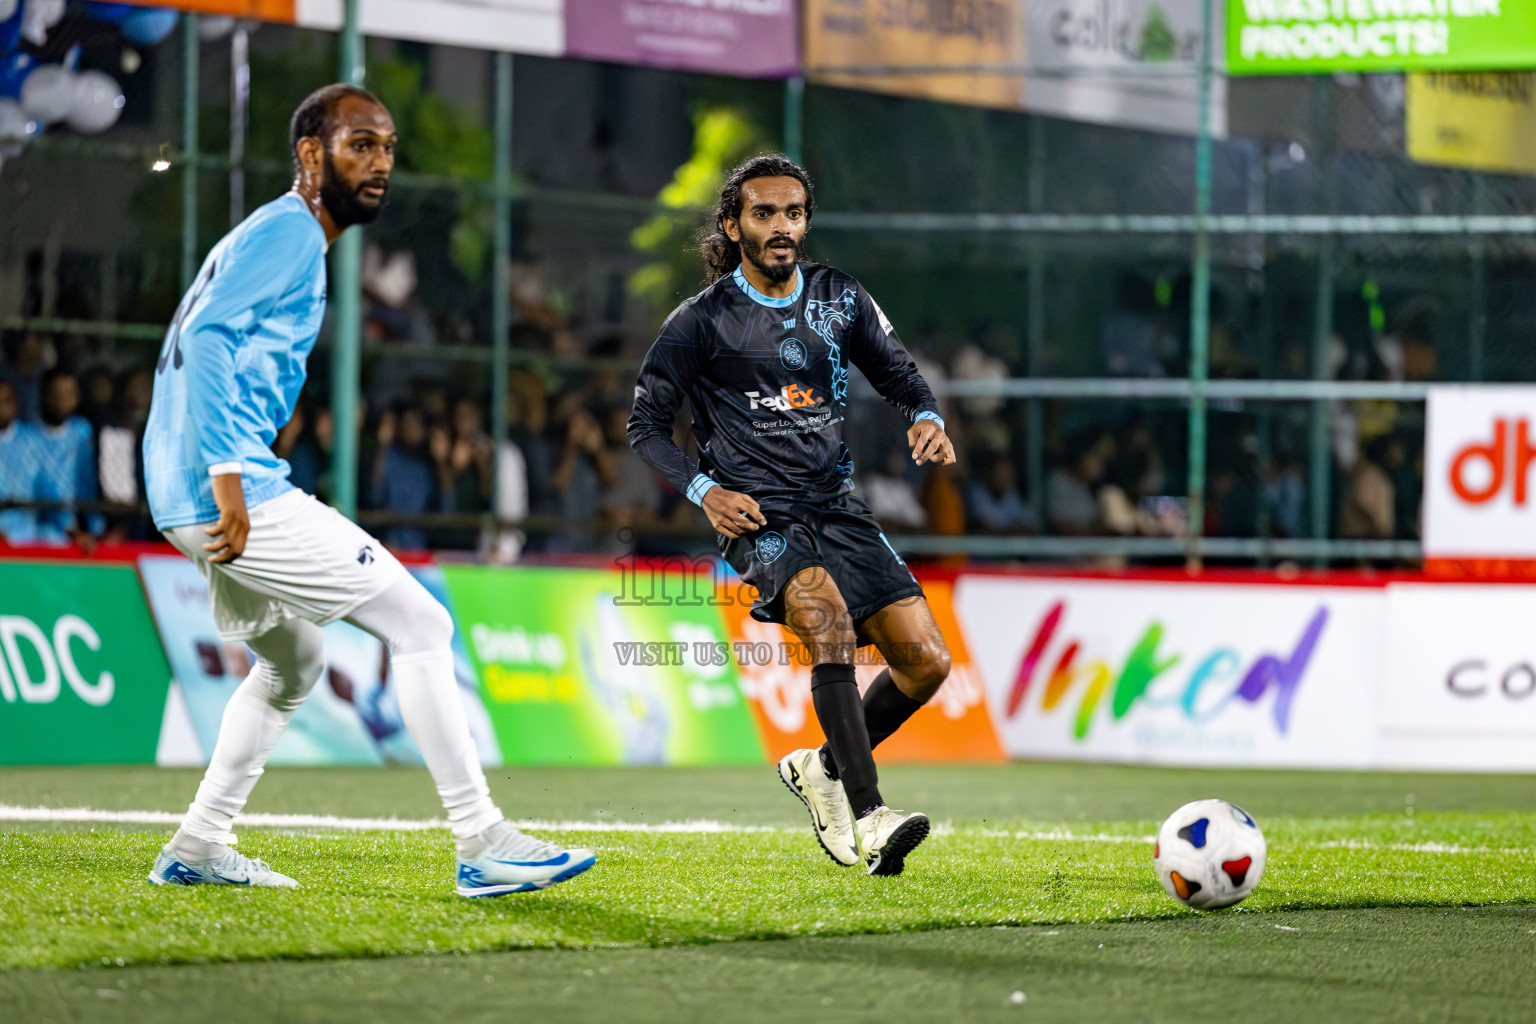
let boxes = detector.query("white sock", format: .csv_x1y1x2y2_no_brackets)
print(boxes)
391,649,502,842
181,668,296,846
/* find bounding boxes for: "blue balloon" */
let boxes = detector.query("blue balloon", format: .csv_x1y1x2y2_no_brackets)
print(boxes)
0,0,23,54
0,50,35,100
79,2,136,26
120,7,177,46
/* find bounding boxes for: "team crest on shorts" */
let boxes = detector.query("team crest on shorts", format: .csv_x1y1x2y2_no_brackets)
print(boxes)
756,531,787,564
779,338,808,370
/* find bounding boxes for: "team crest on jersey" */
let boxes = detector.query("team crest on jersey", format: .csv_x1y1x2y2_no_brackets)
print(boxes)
756,531,787,564
779,337,808,370
805,288,857,402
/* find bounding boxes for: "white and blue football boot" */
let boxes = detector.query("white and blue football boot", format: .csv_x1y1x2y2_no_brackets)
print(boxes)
455,820,596,897
148,832,298,889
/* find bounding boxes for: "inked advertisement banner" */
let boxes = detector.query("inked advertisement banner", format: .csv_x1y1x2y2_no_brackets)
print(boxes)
721,577,1006,763
294,0,563,53
803,0,1026,109
954,576,1381,767
1024,0,1227,136
1383,583,1536,770
565,0,798,78
0,562,170,764
1229,0,1536,75
1407,73,1536,182
138,556,499,766
442,564,764,765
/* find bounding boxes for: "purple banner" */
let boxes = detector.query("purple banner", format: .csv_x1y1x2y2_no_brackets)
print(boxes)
563,0,799,79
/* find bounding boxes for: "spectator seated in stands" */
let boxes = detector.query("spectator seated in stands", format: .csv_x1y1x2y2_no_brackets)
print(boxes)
600,403,660,550
1340,432,1404,542
967,453,1034,534
1046,428,1113,536
0,330,53,424
440,397,494,515
0,379,43,546
372,403,438,551
273,401,324,497
549,392,617,552
864,448,928,530
32,370,99,544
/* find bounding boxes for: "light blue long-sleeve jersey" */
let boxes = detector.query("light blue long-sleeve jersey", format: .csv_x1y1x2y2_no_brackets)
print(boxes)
143,194,328,529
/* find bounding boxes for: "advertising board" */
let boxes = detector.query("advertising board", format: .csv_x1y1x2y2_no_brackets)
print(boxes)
441,564,765,765
1423,386,1536,562
954,575,1383,767
0,561,171,764
1228,0,1536,76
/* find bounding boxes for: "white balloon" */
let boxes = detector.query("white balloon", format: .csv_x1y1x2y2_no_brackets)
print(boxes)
197,15,237,40
0,0,19,25
20,64,75,125
0,98,31,158
66,70,124,135
20,0,66,46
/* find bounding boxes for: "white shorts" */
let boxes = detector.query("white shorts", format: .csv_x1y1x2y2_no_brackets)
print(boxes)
165,488,409,642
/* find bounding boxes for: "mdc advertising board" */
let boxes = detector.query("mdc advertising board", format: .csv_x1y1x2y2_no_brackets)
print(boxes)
0,561,171,764
954,575,1382,767
1423,385,1536,566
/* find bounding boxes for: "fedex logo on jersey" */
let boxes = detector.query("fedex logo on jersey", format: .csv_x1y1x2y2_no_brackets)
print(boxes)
746,384,822,414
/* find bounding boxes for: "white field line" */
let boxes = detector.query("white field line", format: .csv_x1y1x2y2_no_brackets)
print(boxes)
0,805,782,834
3,806,1532,854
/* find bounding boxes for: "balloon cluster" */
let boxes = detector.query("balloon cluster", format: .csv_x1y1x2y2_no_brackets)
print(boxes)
0,0,180,171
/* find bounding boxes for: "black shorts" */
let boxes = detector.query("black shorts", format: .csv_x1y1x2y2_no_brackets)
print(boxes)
718,493,924,647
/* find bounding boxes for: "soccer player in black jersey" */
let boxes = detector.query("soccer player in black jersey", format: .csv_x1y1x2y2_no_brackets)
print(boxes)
628,154,956,876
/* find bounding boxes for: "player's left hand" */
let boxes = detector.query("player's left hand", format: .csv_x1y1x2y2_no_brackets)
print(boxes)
908,419,956,467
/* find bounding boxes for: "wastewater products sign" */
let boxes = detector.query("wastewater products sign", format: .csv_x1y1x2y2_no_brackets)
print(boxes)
0,562,171,764
1228,0,1536,75
441,564,766,766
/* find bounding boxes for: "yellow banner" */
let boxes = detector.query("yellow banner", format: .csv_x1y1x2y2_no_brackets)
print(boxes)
1407,72,1536,177
803,0,1025,109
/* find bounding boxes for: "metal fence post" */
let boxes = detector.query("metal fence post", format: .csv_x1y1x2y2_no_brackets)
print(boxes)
1308,77,1335,547
784,75,805,165
180,14,199,293
490,52,513,509
1026,115,1047,534
1185,0,1215,566
329,0,366,518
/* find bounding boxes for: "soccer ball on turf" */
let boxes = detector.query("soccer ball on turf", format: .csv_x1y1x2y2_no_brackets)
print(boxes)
1153,798,1266,910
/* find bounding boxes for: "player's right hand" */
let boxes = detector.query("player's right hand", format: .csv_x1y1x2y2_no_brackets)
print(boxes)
702,486,766,539
205,473,251,564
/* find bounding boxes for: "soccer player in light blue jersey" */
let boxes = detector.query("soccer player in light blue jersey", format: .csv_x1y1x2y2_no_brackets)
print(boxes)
142,84,594,896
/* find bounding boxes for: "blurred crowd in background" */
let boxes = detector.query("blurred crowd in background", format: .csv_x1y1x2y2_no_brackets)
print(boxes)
0,259,1433,558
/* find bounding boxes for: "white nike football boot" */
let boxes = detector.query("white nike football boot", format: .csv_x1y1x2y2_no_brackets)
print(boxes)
778,747,858,867
148,832,299,888
455,820,597,897
855,806,930,877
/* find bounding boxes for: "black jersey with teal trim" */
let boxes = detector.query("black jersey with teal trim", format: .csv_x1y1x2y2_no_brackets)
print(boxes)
627,262,939,507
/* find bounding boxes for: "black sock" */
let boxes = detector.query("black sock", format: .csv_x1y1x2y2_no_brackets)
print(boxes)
810,663,882,817
819,669,925,782
861,669,927,747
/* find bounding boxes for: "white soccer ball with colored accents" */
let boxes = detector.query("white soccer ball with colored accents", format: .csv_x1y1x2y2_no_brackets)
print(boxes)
1153,799,1266,910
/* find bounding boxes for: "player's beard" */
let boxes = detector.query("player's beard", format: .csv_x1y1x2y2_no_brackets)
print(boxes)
320,152,388,228
740,232,805,284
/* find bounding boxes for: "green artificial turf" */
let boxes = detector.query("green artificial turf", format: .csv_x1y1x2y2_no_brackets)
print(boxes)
5,763,1536,1021
7,907,1536,1024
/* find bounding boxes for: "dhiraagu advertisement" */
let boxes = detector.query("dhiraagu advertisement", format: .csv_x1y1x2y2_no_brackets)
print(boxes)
441,565,765,766
0,561,171,764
